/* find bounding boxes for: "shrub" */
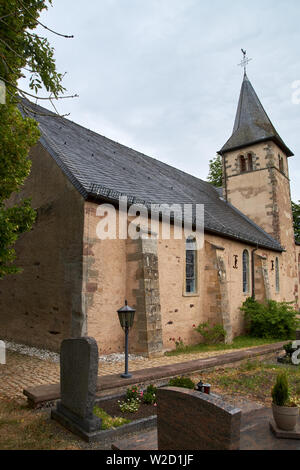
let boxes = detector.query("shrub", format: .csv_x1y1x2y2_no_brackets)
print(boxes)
271,372,289,406
194,322,226,344
283,342,298,357
168,376,195,389
240,297,300,339
143,384,157,405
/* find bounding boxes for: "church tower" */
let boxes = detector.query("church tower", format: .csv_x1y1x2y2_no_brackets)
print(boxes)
218,72,294,251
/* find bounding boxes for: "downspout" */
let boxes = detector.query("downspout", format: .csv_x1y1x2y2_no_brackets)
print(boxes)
222,154,228,202
251,244,258,299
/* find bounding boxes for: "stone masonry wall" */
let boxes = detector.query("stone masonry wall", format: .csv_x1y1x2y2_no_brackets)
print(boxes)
0,143,85,351
126,237,163,357
223,140,298,310
83,203,292,354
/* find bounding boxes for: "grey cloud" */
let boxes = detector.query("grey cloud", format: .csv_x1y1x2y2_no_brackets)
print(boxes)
21,0,300,199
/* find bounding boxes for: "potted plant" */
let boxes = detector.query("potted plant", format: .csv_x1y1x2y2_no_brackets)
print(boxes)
271,371,299,431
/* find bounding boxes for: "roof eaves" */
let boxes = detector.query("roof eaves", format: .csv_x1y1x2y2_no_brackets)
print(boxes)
87,183,283,252
218,135,294,157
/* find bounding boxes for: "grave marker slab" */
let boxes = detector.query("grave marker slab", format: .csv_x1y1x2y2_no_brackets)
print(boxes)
51,337,102,439
157,386,241,450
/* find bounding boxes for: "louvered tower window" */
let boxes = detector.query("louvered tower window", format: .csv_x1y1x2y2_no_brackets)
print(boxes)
240,155,246,173
247,153,253,171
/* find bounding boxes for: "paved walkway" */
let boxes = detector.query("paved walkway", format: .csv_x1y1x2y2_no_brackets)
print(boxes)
0,342,284,402
112,408,300,450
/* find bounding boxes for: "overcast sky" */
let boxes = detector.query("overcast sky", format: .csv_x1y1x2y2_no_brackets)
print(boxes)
21,0,300,200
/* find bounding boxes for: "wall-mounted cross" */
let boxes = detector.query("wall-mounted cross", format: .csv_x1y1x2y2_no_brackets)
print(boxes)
233,255,238,269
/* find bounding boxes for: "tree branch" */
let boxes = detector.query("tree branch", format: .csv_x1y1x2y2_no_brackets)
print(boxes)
7,88,71,119
0,76,79,101
17,0,74,38
0,12,18,21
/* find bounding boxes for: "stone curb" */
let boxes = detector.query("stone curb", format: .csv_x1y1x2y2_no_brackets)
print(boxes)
23,341,287,408
51,408,157,443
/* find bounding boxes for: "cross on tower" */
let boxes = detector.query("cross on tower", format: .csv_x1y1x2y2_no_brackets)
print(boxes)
238,49,252,75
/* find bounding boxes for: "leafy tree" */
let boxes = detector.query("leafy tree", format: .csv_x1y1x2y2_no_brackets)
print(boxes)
0,0,74,278
207,153,223,187
292,201,300,243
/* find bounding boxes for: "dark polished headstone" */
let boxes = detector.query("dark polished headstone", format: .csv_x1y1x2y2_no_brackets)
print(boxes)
51,337,102,438
157,386,241,450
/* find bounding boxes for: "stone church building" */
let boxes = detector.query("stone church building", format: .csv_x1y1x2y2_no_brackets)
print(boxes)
1,73,300,357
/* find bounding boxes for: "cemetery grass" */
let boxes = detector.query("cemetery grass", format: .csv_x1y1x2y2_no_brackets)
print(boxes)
192,360,300,406
165,335,285,356
0,399,79,450
0,398,149,450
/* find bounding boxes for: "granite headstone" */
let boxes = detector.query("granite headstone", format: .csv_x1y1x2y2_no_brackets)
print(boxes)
157,386,241,450
51,337,102,438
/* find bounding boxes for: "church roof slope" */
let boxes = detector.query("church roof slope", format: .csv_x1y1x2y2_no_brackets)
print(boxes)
219,74,293,157
21,99,283,252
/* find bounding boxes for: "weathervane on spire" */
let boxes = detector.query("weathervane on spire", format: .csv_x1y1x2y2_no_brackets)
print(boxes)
238,49,252,75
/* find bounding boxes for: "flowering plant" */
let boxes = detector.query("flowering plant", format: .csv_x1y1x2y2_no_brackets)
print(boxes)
118,397,141,413
169,337,185,350
125,386,142,401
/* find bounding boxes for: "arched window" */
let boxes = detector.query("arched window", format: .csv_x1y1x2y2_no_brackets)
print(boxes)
242,250,250,293
247,153,253,171
240,155,246,173
185,237,197,294
275,257,280,292
279,155,284,173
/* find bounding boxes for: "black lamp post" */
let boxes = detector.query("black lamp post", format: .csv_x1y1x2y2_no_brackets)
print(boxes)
117,300,136,379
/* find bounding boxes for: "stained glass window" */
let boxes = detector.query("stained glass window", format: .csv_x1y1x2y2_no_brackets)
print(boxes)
275,257,280,292
186,237,197,294
243,249,249,293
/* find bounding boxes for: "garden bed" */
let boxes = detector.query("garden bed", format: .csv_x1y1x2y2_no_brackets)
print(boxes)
96,395,157,422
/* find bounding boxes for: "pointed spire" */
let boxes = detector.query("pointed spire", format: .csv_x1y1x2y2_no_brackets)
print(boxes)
219,74,293,157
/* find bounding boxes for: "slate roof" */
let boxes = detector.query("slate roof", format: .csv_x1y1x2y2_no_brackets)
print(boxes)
219,74,293,157
21,99,283,252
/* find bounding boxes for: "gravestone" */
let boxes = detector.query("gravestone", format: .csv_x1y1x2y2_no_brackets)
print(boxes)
51,337,102,439
157,386,241,450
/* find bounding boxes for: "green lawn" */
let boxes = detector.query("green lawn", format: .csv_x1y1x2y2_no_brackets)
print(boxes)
191,360,300,405
165,335,287,356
